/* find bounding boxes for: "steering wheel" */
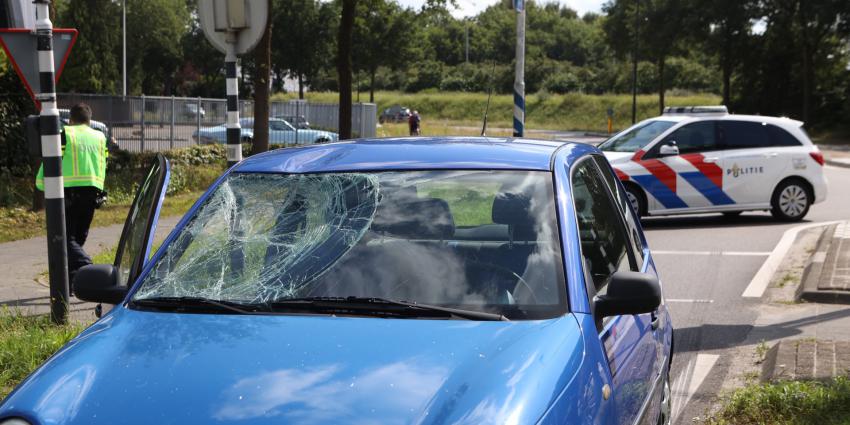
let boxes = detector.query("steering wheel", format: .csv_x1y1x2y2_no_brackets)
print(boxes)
466,260,539,304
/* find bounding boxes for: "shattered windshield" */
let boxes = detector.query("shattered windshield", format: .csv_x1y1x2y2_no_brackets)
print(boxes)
132,170,567,320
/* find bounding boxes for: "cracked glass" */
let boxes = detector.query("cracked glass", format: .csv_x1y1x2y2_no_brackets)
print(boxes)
133,170,567,319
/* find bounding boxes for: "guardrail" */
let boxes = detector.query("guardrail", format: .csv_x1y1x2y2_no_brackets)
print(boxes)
56,93,377,152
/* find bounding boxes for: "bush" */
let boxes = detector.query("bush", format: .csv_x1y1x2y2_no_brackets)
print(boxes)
542,71,582,94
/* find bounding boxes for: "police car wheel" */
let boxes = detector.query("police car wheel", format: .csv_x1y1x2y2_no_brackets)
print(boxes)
624,184,646,217
771,179,811,221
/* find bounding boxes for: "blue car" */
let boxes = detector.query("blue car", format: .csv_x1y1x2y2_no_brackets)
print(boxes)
192,118,338,146
0,138,673,425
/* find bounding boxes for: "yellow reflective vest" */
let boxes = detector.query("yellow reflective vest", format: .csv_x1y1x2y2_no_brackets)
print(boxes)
36,124,108,191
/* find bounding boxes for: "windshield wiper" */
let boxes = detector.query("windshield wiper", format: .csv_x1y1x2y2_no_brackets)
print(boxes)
269,296,508,321
129,296,264,315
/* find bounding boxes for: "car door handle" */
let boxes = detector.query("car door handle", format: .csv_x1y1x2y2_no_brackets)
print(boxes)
703,157,719,163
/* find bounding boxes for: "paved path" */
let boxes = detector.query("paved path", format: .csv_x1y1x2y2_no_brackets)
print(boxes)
0,216,181,320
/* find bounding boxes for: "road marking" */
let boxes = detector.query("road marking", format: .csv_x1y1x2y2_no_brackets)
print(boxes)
666,298,714,303
653,250,770,256
742,221,841,298
672,353,720,421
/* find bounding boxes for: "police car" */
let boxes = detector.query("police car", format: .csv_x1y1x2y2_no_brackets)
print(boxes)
599,106,827,221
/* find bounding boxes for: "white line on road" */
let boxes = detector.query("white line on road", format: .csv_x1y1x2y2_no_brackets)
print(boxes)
672,353,720,421
666,298,714,303
653,250,770,256
741,221,841,298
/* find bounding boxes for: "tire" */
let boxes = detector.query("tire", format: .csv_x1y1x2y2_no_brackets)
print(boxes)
657,367,672,425
624,184,647,217
770,179,811,221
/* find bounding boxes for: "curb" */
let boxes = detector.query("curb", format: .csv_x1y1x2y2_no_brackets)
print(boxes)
825,158,850,168
797,223,850,304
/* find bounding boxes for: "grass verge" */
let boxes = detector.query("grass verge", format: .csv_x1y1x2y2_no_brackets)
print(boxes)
0,191,202,244
0,309,87,400
273,90,722,133
708,377,850,425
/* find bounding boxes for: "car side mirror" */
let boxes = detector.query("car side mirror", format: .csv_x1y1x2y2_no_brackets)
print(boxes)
74,264,127,304
594,271,661,318
658,142,679,157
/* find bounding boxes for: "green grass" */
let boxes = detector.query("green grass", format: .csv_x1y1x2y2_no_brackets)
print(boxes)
0,309,87,399
0,191,203,243
709,377,850,425
273,90,722,133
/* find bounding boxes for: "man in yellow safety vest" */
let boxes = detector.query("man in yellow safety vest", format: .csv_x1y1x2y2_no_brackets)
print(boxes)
36,103,108,285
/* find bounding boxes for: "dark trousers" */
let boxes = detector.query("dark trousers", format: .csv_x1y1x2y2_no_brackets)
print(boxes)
65,186,98,284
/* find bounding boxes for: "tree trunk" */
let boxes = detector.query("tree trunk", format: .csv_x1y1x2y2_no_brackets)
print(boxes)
369,69,375,103
337,0,357,140
252,2,272,154
298,73,304,99
722,36,732,106
657,57,666,114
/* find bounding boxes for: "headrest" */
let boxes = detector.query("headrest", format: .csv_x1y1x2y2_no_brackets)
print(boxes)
492,193,532,225
371,198,455,239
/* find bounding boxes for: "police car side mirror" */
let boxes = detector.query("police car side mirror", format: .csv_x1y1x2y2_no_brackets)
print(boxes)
659,142,679,157
594,271,661,318
74,264,127,305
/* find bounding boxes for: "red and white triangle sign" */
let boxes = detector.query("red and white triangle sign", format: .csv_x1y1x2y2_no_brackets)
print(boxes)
0,28,77,108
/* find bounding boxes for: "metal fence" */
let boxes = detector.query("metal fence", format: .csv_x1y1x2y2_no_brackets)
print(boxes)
56,93,377,152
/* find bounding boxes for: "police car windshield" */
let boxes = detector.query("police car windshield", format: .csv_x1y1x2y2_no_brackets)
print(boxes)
599,120,676,153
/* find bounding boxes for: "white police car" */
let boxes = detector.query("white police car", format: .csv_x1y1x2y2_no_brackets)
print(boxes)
599,106,827,221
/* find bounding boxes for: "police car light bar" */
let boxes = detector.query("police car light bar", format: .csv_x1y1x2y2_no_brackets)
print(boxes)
662,106,729,115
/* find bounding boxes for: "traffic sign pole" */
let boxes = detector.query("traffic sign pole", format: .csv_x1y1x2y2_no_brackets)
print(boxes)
513,0,525,138
225,37,241,167
34,0,70,324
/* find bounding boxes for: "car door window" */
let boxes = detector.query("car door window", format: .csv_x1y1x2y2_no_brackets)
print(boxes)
766,125,802,147
660,121,717,154
572,159,635,297
592,156,644,266
719,121,770,149
114,154,170,287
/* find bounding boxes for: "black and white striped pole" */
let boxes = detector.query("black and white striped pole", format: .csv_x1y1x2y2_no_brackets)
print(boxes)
225,36,241,167
35,0,70,324
513,0,525,138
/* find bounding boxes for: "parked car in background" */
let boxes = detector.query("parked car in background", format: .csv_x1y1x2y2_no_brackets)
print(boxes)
183,103,206,119
58,108,109,136
378,105,411,124
0,138,673,425
276,115,310,129
192,117,337,145
599,106,827,221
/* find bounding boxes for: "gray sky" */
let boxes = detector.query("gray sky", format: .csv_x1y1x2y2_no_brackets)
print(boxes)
395,0,606,18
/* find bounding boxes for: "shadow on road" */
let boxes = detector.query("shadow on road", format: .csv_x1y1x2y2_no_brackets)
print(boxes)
641,213,814,231
672,306,850,354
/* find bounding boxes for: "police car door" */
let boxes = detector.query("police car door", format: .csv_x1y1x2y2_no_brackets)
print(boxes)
112,153,171,287
717,121,787,207
642,121,732,211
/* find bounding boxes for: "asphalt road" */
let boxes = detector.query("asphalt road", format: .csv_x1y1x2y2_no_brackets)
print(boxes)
645,165,850,423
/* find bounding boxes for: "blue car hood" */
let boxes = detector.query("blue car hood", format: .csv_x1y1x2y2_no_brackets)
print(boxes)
1,308,584,425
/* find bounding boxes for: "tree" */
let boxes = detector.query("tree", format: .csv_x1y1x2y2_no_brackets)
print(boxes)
604,0,690,111
353,0,418,102
271,0,336,99
126,0,190,94
337,0,357,139
253,0,272,154
59,0,122,93
696,0,756,105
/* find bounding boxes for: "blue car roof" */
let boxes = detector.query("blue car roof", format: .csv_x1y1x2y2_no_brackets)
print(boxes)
234,137,595,173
